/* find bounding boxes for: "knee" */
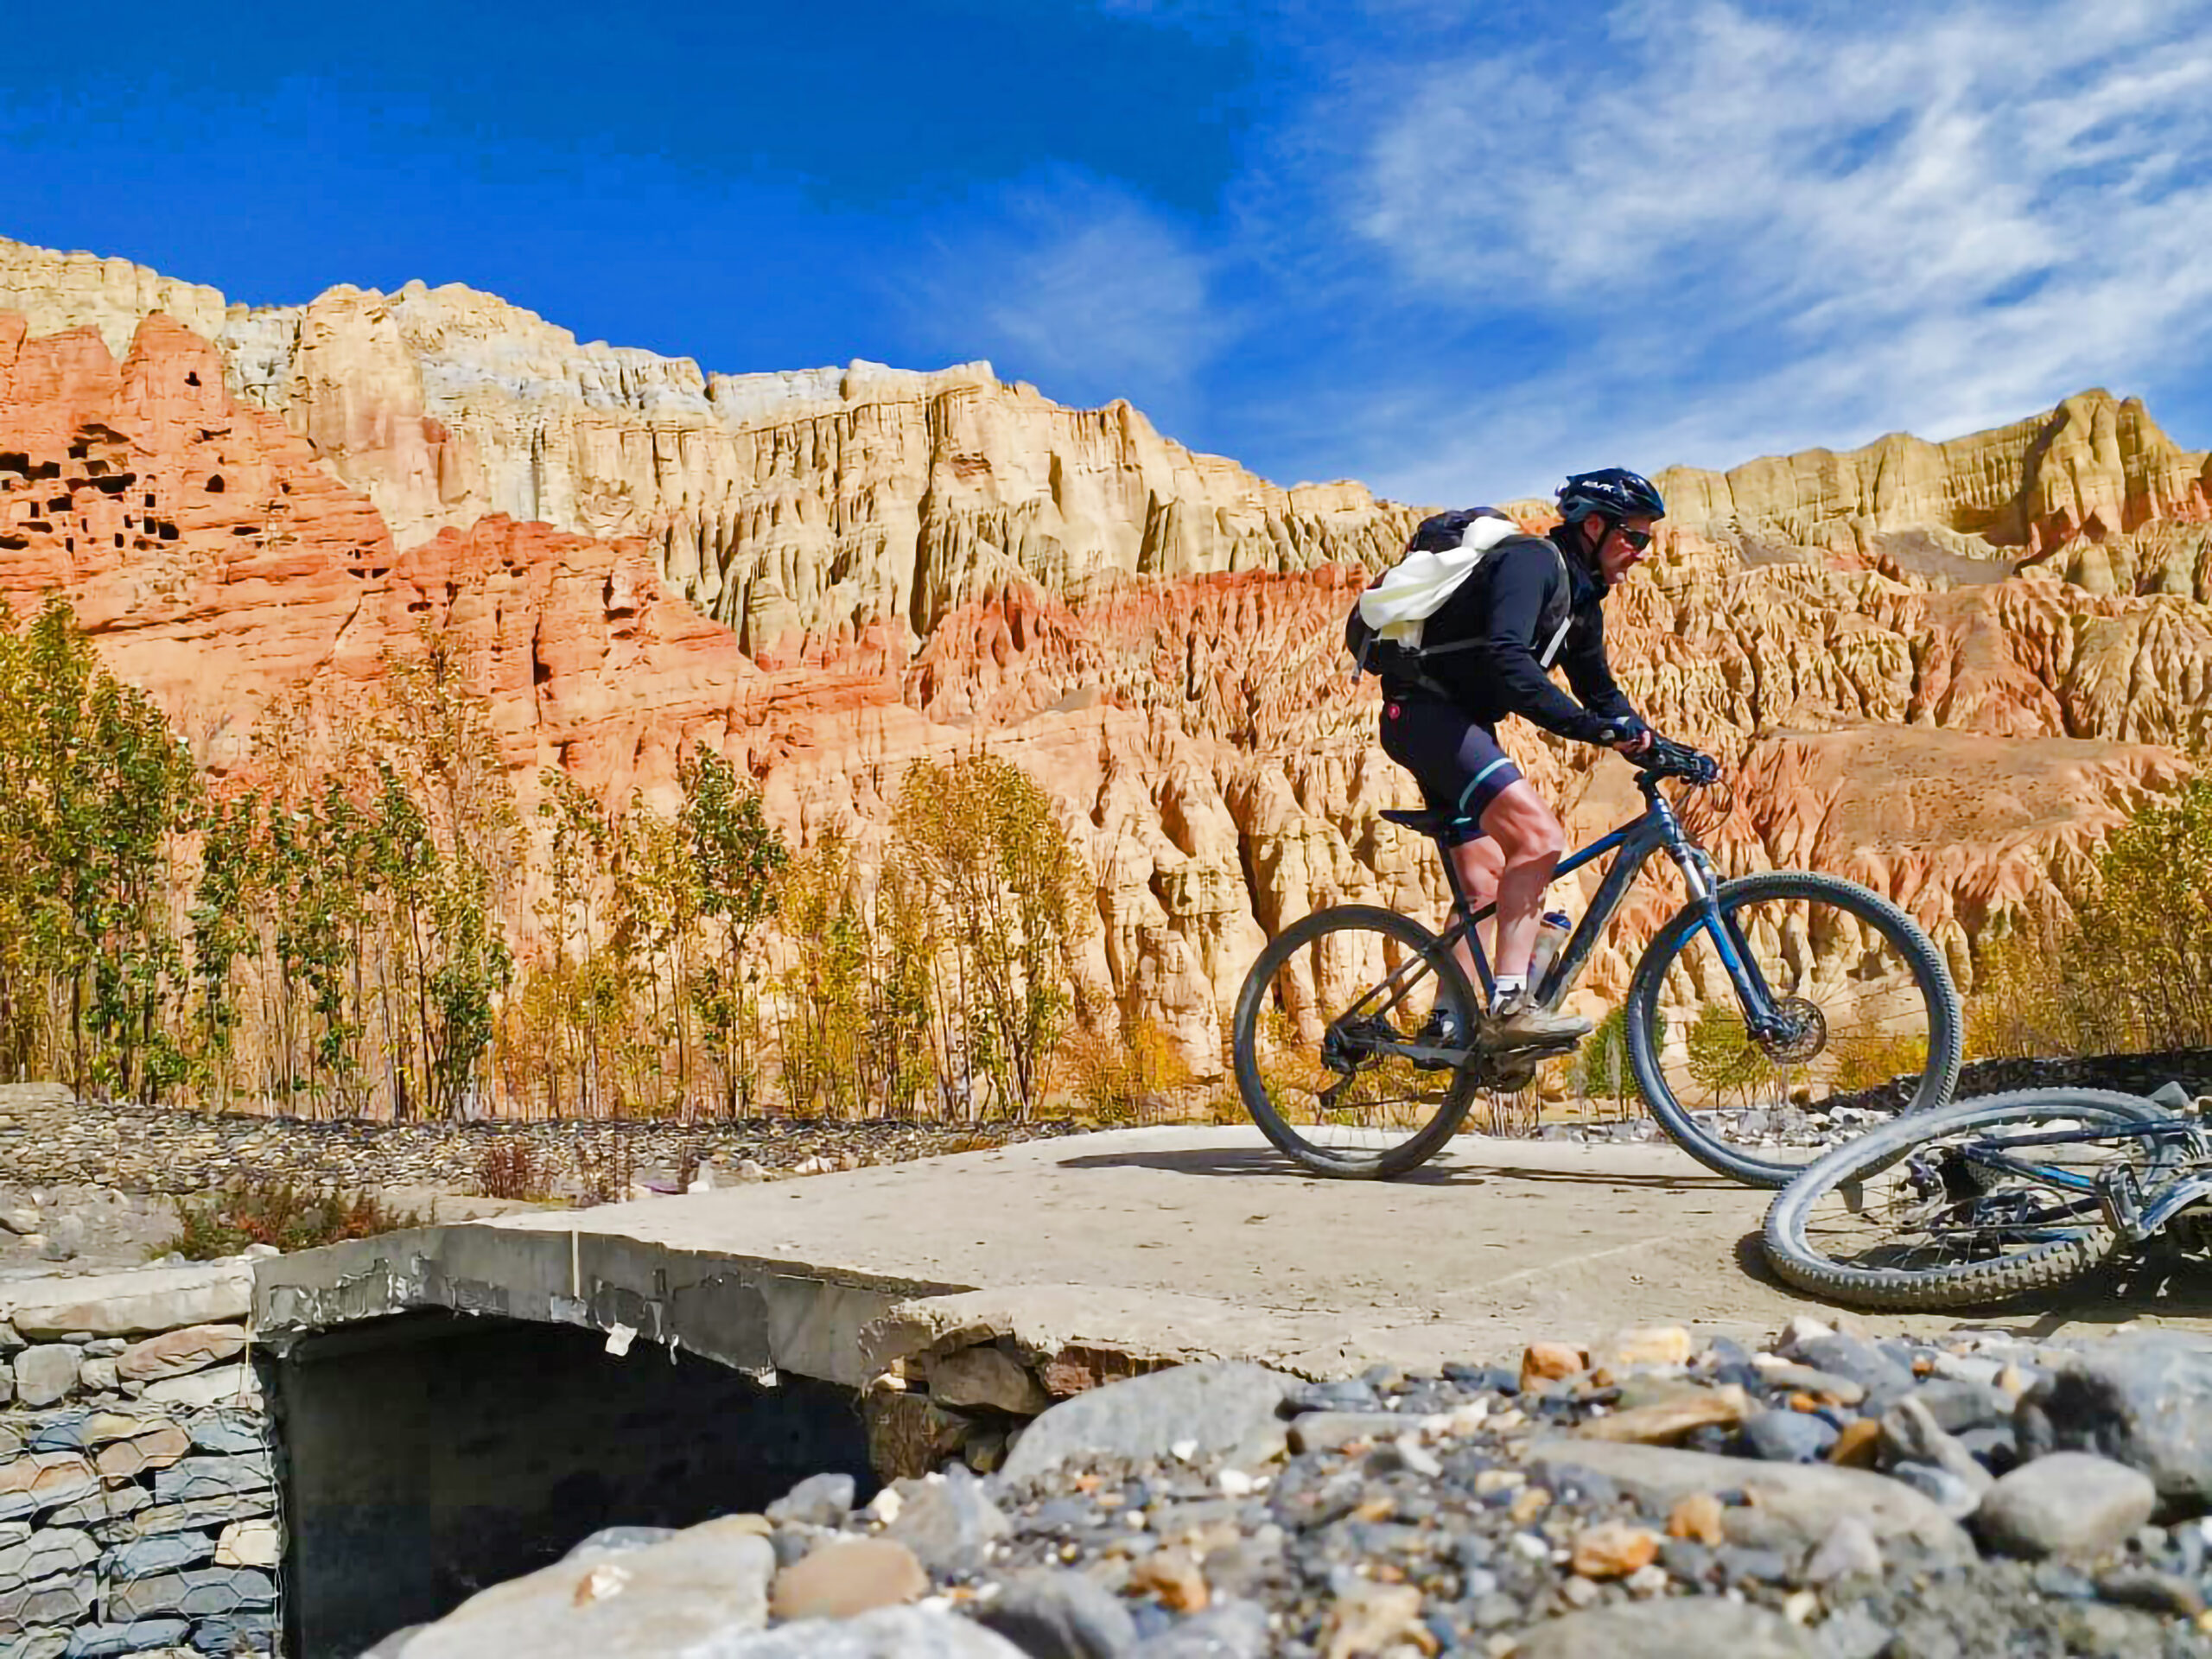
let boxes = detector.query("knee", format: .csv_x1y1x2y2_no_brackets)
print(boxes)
1452,838,1503,885
1488,796,1564,863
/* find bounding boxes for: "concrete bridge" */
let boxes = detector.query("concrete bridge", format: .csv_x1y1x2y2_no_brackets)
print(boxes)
251,1125,2196,1656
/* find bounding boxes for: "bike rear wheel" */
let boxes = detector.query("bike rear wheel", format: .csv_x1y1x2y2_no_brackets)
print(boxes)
1624,870,1962,1187
1763,1089,2184,1310
1232,906,1480,1178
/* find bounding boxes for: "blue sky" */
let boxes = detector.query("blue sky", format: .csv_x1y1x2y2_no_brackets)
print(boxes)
3,0,2209,504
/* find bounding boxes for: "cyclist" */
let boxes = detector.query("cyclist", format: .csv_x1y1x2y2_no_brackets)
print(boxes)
1377,468,1668,1051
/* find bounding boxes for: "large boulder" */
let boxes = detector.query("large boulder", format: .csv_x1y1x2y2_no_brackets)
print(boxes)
1,1264,253,1339
2016,1335,2212,1510
402,1516,775,1659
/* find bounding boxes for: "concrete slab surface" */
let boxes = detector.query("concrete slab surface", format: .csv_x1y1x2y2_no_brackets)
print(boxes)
259,1127,2212,1385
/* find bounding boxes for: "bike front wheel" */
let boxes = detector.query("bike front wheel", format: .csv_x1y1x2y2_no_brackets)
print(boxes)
1763,1089,2183,1310
1624,870,1963,1187
1232,906,1480,1179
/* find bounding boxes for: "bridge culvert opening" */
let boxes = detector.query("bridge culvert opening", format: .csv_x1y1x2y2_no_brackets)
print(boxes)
270,1311,875,1659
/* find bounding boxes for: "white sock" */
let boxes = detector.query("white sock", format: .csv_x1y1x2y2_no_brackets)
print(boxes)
1491,974,1527,1010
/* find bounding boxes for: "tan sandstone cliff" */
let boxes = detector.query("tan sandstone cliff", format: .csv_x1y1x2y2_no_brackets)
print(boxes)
2,232,2209,1076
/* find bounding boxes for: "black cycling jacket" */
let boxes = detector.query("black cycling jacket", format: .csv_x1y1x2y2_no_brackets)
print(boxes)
1379,524,1643,746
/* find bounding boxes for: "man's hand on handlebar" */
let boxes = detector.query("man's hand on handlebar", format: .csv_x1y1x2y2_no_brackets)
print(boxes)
1611,728,1655,759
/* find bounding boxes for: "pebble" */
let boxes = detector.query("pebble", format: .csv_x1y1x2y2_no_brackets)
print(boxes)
1738,1408,1839,1464
1571,1522,1658,1579
975,1569,1138,1659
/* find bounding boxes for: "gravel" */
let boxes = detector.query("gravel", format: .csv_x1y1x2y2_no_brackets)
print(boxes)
374,1319,2212,1657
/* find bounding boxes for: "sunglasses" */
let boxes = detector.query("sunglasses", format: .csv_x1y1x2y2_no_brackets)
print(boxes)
1611,525,1654,552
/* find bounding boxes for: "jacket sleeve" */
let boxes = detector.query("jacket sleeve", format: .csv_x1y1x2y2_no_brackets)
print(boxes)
1479,543,1622,744
1561,604,1642,730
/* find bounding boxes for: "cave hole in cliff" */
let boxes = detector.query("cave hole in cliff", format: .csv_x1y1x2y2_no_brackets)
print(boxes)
144,493,157,508
29,460,57,480
186,370,200,386
271,1313,874,1659
0,452,28,476
207,474,226,493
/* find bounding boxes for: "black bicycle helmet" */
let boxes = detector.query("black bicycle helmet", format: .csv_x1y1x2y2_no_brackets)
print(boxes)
1557,467,1666,524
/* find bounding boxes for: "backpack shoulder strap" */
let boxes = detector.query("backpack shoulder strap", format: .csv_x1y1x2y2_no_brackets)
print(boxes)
1535,542,1573,669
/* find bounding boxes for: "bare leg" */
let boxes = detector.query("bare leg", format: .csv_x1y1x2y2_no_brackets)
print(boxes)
1478,782,1567,993
1442,836,1503,995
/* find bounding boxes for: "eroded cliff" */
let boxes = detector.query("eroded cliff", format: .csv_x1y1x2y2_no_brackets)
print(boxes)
2,230,2209,1076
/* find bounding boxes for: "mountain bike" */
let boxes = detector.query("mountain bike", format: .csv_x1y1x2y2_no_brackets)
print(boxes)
1764,1086,2206,1310
1230,740,1963,1184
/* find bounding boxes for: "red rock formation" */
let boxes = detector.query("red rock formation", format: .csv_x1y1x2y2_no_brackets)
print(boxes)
1,304,2207,1079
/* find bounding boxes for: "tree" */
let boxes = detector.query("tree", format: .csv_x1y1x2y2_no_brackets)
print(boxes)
1577,1003,1659,1106
892,752,1092,1118
680,747,787,1116
0,595,200,1098
774,832,873,1117
1684,1001,1768,1103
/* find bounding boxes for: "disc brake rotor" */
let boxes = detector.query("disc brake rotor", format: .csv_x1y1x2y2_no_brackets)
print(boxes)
1758,995,1827,1065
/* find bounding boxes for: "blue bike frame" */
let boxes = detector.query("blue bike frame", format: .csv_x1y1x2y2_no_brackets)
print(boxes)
1432,772,1789,1039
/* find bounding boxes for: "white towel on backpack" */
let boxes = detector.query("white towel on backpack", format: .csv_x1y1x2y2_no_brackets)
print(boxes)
1357,513,1525,648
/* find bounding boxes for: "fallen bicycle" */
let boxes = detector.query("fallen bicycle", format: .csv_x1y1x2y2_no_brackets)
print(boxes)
1763,1084,2212,1310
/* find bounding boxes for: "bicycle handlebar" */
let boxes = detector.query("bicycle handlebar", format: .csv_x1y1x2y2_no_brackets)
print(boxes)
1635,737,1721,786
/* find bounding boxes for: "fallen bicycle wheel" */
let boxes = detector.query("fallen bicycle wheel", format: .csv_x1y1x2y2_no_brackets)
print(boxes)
1762,1088,2184,1310
1624,871,1963,1186
1231,905,1481,1178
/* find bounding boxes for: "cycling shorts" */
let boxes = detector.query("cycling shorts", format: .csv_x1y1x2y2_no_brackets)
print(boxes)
1378,698,1523,846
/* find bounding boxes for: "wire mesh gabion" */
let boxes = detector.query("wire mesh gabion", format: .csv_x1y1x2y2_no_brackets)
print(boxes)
0,1401,279,1656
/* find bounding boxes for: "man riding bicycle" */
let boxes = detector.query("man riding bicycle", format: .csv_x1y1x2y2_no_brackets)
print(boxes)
1377,467,1678,1052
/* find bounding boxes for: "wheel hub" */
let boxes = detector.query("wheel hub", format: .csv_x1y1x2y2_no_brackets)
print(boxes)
1321,1016,1392,1075
1758,995,1826,1065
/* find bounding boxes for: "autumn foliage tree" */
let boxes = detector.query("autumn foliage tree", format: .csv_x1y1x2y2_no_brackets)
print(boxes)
890,751,1093,1117
0,596,200,1099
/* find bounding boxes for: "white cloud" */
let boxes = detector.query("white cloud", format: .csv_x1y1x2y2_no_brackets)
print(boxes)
902,170,1227,430
1338,0,2212,498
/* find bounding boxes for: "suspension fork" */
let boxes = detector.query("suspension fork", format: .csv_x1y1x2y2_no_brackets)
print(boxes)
1662,813,1783,1034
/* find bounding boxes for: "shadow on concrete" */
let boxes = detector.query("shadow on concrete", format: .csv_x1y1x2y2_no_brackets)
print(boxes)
1733,1227,1796,1294
1057,1144,1740,1192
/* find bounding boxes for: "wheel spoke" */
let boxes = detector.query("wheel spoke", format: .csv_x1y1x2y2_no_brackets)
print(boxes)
1630,876,1958,1183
